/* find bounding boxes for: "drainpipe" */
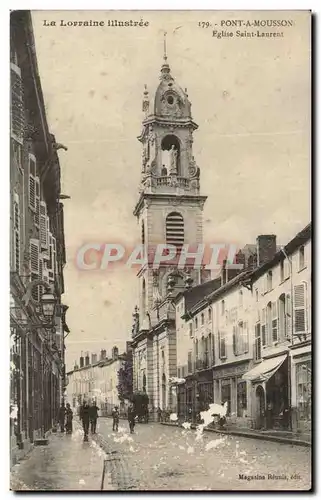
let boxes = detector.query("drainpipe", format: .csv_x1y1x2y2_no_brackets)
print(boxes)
280,246,293,430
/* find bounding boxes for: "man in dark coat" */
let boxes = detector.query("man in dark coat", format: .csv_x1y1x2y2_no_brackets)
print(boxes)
65,403,73,434
89,401,99,434
58,403,66,432
112,406,120,432
128,403,136,434
79,400,90,441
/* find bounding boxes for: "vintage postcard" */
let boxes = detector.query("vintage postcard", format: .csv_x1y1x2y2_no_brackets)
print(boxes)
10,10,311,491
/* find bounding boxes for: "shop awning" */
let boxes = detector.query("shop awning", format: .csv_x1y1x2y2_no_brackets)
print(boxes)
242,354,287,383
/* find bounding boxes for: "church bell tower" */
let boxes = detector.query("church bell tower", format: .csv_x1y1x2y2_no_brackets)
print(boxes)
134,46,207,325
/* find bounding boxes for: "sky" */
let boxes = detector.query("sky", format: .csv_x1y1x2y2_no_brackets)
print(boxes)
31,11,311,371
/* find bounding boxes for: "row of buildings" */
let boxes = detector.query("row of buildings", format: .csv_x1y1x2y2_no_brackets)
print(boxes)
10,11,69,464
129,51,311,434
65,345,132,415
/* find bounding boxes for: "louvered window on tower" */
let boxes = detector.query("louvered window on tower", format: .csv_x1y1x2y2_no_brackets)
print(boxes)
165,212,184,251
28,156,37,211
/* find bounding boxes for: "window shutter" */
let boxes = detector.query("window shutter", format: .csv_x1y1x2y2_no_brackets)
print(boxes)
294,284,306,334
40,201,48,249
30,239,39,274
13,193,20,274
35,177,40,226
261,308,266,346
52,236,57,277
255,323,261,361
272,301,278,342
11,63,24,142
28,156,36,211
30,239,40,302
232,325,237,355
285,294,292,339
284,260,290,279
243,321,249,353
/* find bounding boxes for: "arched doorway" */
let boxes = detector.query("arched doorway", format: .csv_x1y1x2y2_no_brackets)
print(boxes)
162,373,166,410
255,385,265,430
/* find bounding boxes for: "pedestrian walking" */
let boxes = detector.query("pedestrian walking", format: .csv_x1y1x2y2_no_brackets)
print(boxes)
58,403,66,433
128,403,136,434
112,406,120,432
89,401,99,434
65,403,73,434
79,400,90,441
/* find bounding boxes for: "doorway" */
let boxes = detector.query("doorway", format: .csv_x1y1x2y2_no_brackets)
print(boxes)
255,385,265,429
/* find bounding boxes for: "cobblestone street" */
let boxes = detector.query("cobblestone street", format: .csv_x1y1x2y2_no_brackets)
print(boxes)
11,419,311,491
96,419,311,491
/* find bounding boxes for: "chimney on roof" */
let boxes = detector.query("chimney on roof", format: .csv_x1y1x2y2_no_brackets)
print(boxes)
85,352,90,366
100,349,106,361
91,353,97,365
112,346,119,360
74,360,79,370
79,353,84,368
226,250,245,282
221,259,227,286
200,268,211,284
257,235,277,266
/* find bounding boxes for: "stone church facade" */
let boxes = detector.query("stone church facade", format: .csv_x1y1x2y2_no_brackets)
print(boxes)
131,52,208,417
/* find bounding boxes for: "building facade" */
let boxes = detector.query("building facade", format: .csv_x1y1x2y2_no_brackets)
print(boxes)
131,53,208,417
175,224,311,434
66,347,128,415
10,11,68,465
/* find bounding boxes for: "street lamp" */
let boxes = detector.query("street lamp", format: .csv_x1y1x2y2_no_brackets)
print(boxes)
41,291,57,324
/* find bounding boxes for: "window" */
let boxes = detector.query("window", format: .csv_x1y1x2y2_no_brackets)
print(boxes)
35,178,40,227
30,239,40,302
195,317,198,330
280,260,284,282
40,201,48,250
13,193,20,274
221,381,231,416
195,339,199,359
261,308,267,346
237,381,247,417
187,351,192,373
272,301,278,342
285,294,292,339
278,294,286,340
294,283,307,335
208,333,212,365
218,331,226,359
221,300,225,316
233,321,249,355
266,302,272,344
201,313,204,325
296,361,311,421
267,270,273,292
189,323,193,339
28,155,37,211
254,322,261,361
208,308,212,321
166,212,184,251
299,246,305,270
11,62,24,142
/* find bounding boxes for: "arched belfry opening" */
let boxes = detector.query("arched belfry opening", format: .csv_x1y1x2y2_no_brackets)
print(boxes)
161,135,181,176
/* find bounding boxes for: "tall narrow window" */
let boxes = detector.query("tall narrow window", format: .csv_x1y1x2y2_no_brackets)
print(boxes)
255,322,261,361
40,201,48,250
13,193,20,274
299,246,305,270
201,313,204,325
280,260,284,282
30,239,40,302
272,301,278,342
261,308,267,346
189,323,193,339
294,283,307,335
11,61,24,142
278,294,286,340
267,271,273,292
142,278,146,315
267,302,272,345
208,308,212,322
165,212,184,251
28,155,36,211
195,317,198,330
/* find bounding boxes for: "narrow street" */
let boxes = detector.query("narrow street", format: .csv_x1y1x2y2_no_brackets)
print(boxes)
96,419,311,491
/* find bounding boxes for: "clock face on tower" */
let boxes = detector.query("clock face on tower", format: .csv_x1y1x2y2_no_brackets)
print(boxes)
161,92,183,117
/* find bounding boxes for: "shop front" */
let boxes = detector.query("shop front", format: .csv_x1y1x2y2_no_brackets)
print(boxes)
213,360,252,427
290,344,311,433
242,353,290,430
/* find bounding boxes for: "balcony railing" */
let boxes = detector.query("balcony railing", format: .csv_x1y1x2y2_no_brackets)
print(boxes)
156,176,190,189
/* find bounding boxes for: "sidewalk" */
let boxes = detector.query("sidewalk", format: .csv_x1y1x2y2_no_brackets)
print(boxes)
10,423,110,491
161,422,311,447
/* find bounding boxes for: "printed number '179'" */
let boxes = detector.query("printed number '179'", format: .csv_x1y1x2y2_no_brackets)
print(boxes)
199,22,210,28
